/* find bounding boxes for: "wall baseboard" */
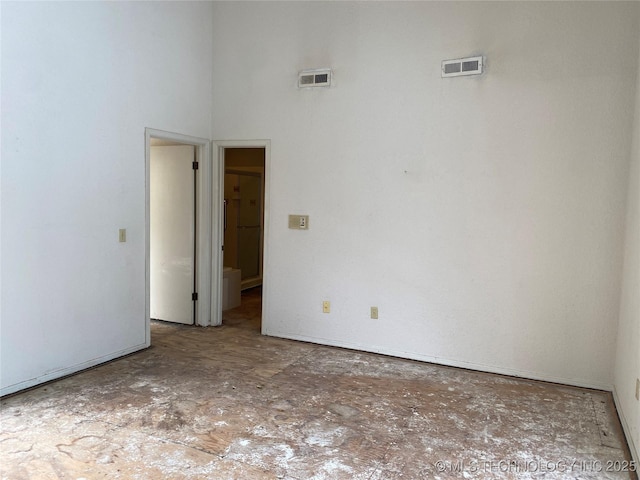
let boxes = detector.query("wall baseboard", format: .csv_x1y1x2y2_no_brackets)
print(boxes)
0,342,149,397
265,330,612,391
613,387,639,466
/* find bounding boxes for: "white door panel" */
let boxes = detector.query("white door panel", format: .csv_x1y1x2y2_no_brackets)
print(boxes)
150,145,195,325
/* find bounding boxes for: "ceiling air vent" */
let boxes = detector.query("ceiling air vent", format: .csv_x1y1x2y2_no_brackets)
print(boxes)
298,69,332,88
442,56,483,78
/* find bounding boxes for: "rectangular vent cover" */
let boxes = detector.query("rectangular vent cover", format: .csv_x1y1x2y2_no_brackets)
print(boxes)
442,56,483,78
298,69,332,88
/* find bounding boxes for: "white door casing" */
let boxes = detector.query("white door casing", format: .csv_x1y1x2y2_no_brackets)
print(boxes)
145,129,216,336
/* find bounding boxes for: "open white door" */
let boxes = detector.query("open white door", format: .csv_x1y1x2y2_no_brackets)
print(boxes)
150,145,196,325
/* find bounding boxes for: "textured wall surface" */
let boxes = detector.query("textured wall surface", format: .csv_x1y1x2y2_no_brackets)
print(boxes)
211,2,639,389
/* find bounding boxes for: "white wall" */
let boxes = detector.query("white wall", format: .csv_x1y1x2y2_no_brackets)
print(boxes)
211,2,639,389
0,2,213,395
614,33,640,462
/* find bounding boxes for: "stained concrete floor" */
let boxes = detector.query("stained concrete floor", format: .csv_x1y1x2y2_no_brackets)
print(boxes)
1,288,636,480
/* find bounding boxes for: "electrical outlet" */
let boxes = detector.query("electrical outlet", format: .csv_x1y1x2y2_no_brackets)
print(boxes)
119,228,126,242
322,301,330,314
371,306,378,319
636,378,639,401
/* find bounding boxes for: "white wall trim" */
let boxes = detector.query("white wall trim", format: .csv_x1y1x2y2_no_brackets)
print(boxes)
0,343,147,397
265,331,614,391
613,387,640,465
213,140,271,328
145,128,214,328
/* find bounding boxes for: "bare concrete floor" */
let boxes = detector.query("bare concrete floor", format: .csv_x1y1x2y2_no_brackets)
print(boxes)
1,288,636,479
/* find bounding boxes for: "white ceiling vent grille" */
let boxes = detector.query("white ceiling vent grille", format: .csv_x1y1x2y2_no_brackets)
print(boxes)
442,56,483,78
298,69,332,88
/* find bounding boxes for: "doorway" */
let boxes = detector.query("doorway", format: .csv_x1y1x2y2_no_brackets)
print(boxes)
218,145,268,331
145,129,218,340
224,148,265,290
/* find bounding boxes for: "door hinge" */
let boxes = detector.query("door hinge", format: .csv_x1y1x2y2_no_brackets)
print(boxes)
192,161,199,170
222,245,225,251
192,292,198,301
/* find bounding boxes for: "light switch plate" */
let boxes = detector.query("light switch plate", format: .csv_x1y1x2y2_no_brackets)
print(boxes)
119,228,127,242
289,215,309,230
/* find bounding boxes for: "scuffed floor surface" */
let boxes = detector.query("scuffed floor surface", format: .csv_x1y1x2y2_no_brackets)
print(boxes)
1,289,636,480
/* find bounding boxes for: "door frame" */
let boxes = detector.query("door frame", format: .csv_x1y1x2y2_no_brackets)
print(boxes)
212,140,271,330
145,128,214,335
